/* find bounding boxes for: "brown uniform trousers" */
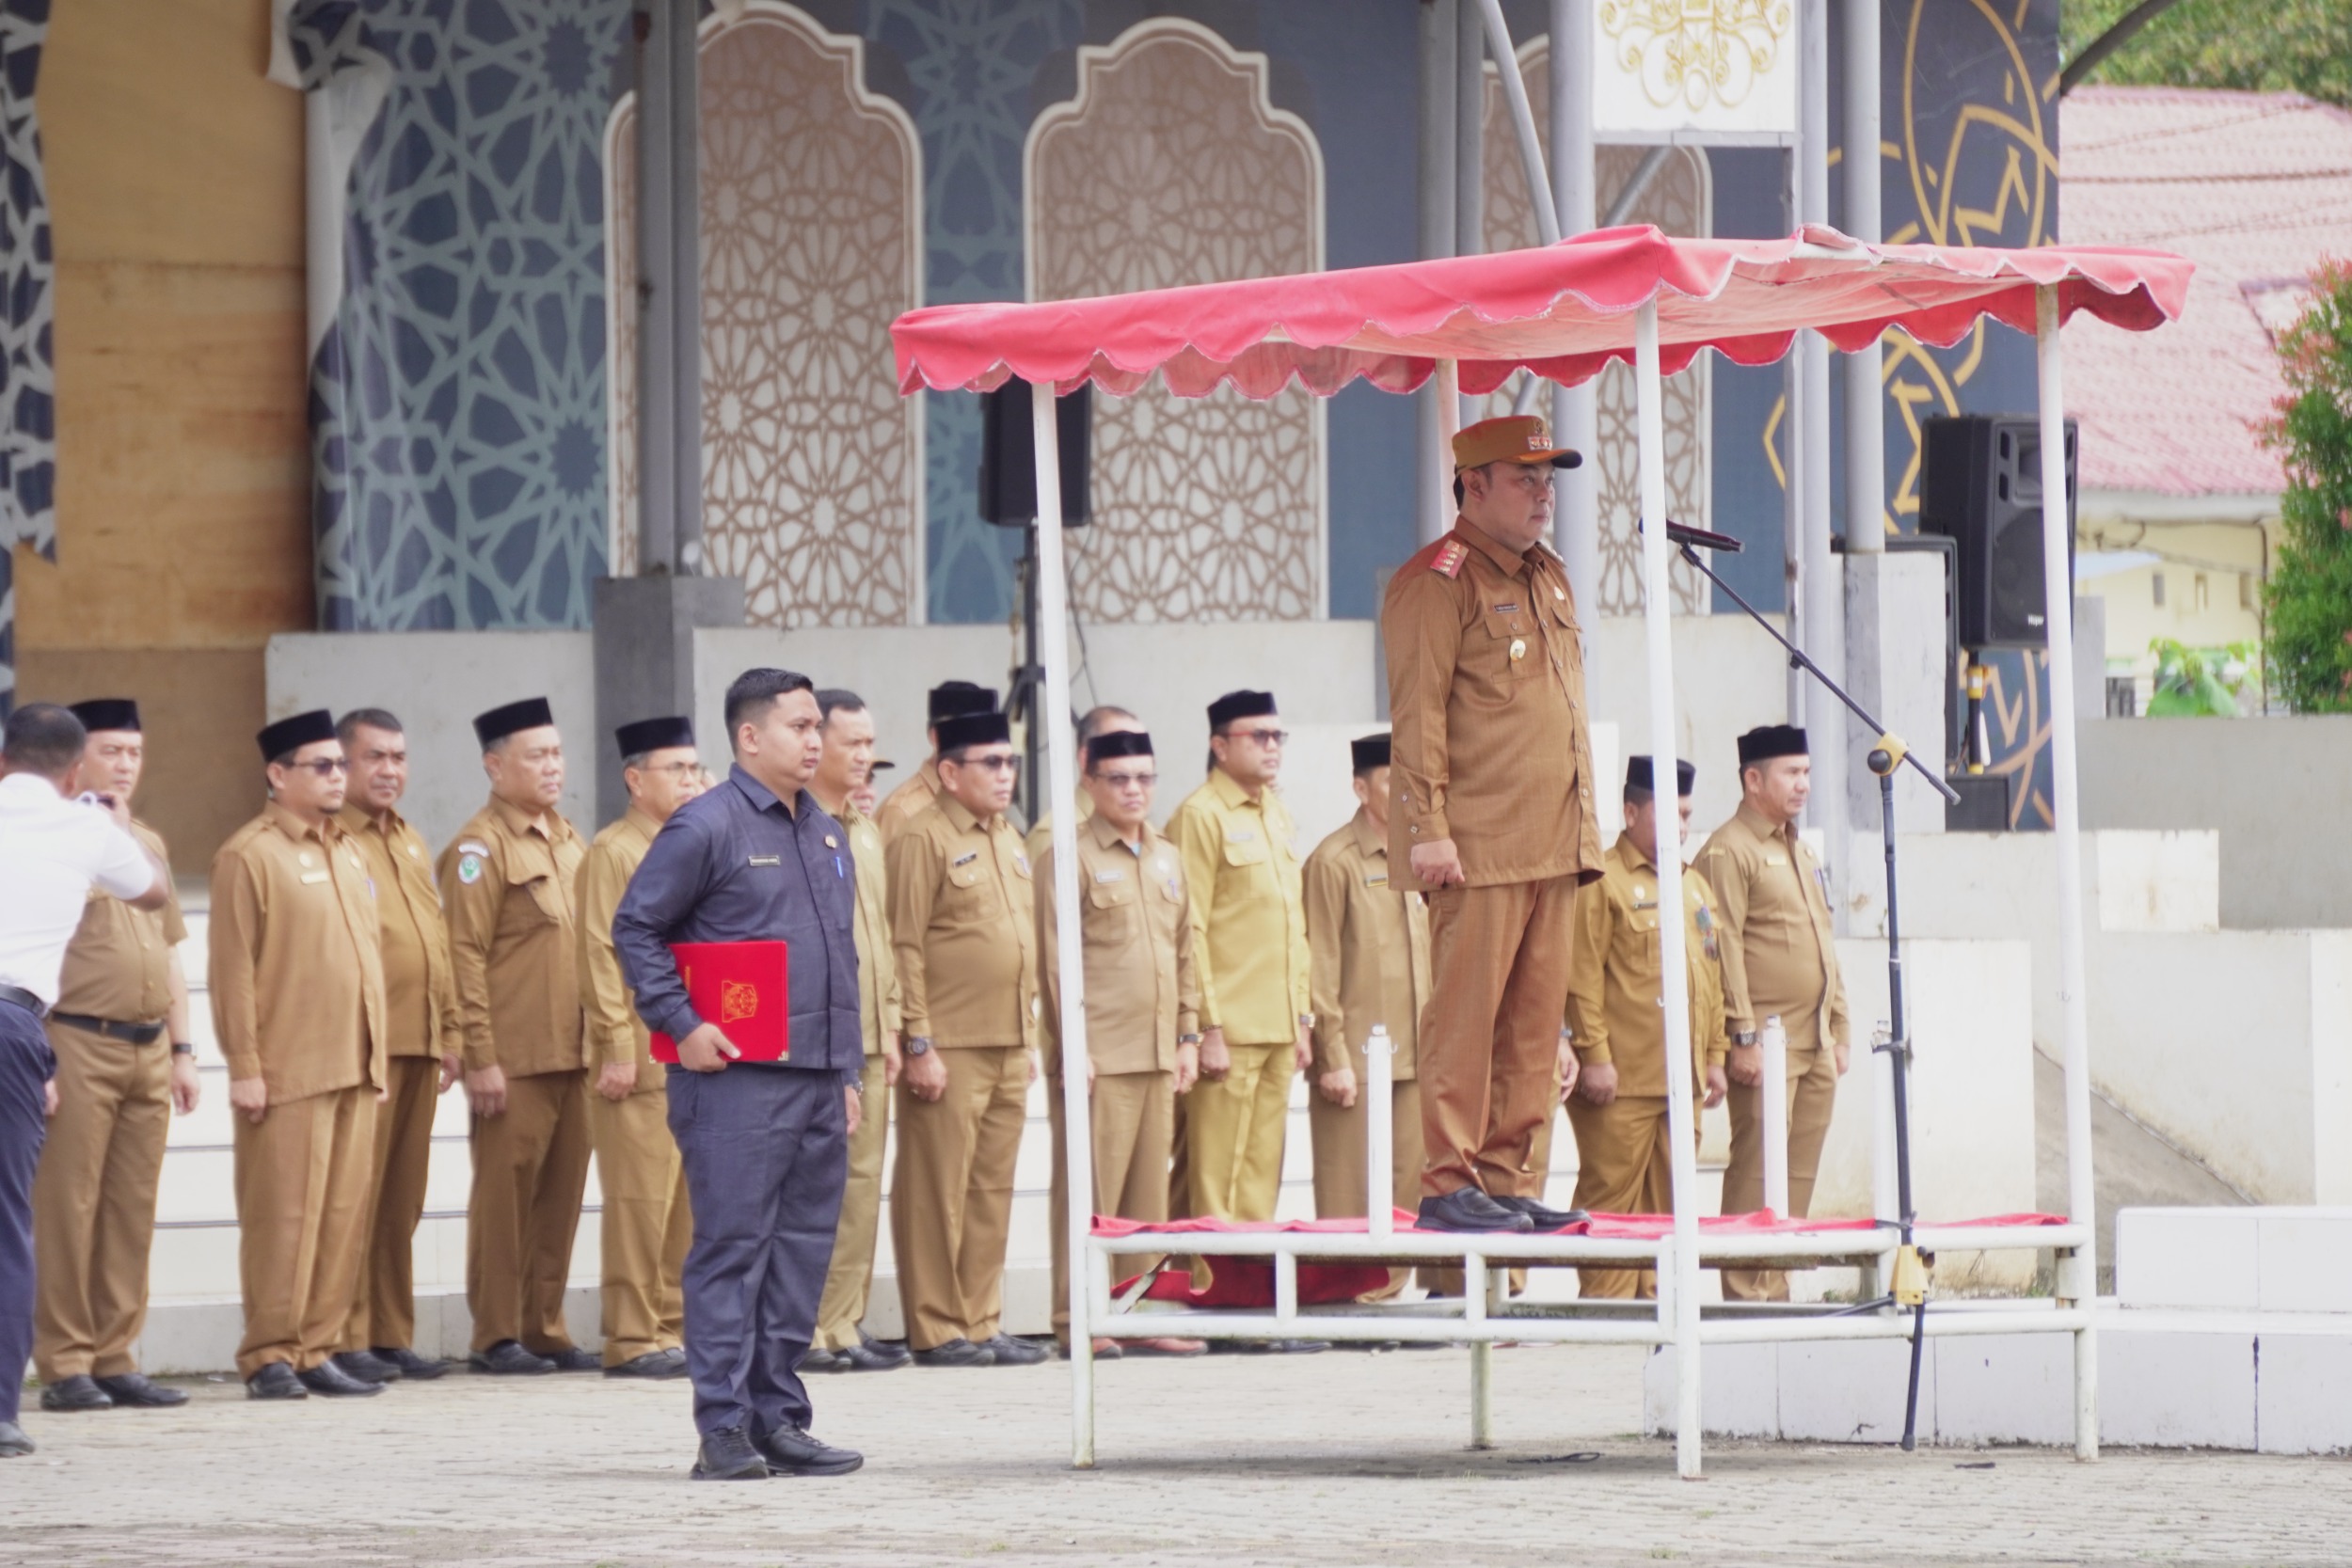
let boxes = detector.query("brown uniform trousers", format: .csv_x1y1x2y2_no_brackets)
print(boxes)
813,802,901,1353
440,797,591,1355
1381,519,1603,1202
339,804,461,1354
887,798,1037,1351
1697,801,1850,1302
33,820,183,1381
210,803,388,1377
576,807,690,1366
1565,833,1730,1299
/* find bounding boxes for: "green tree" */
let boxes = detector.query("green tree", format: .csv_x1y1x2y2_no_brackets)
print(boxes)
2261,260,2352,712
2062,0,2352,106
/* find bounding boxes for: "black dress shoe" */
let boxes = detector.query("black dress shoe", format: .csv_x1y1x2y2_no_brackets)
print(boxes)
799,1346,842,1373
245,1362,308,1401
834,1338,910,1372
691,1425,770,1481
980,1333,1049,1367
912,1338,994,1368
332,1349,399,1384
1209,1338,1330,1355
1491,1195,1587,1231
753,1421,864,1477
469,1339,556,1375
538,1346,601,1372
92,1372,188,1407
1416,1189,1534,1233
39,1373,113,1411
605,1350,689,1379
297,1359,384,1398
857,1332,912,1369
373,1347,450,1381
0,1420,33,1457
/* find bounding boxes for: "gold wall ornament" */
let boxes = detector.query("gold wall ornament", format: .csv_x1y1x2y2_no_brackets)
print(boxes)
1598,0,1794,115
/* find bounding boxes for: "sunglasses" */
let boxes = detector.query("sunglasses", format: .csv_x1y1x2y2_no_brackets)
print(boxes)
286,758,350,776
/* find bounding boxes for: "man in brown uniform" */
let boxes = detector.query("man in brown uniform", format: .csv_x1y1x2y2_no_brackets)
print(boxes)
1302,733,1431,1252
1565,756,1731,1299
440,697,595,1374
1382,414,1598,1234
332,709,460,1386
803,690,911,1374
876,681,997,846
1039,729,1205,1359
210,709,388,1400
575,716,704,1379
886,707,1044,1369
1696,724,1851,1302
30,699,198,1413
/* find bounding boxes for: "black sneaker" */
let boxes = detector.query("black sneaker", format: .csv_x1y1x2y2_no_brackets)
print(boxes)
979,1333,1049,1367
912,1338,994,1368
373,1347,451,1381
245,1362,307,1401
469,1339,556,1375
1416,1189,1534,1233
752,1421,864,1477
1491,1195,1586,1231
332,1349,399,1384
296,1359,384,1398
691,1425,770,1481
605,1350,689,1380
38,1373,112,1412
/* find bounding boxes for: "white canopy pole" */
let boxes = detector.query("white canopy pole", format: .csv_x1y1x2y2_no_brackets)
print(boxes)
1034,380,1096,1468
1478,0,1559,246
2035,287,2099,1463
1550,0,1599,624
1636,301,1705,1481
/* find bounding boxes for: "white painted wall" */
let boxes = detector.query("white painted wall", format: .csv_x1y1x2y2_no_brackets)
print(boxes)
1583,610,1794,834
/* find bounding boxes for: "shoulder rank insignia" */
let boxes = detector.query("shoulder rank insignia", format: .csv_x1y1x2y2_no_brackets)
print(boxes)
1430,539,1468,578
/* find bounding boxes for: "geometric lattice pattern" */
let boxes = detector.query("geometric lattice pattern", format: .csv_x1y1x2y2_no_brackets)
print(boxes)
1481,40,1711,617
1029,21,1324,623
296,0,628,630
0,0,51,708
608,5,923,627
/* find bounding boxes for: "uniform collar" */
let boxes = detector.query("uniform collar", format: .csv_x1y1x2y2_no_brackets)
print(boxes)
1349,806,1387,859
263,799,334,844
337,802,405,841
1088,806,1148,854
917,760,942,796
1614,830,1659,875
1207,767,1263,811
726,762,807,819
1734,799,1797,846
941,795,989,835
621,804,664,842
489,792,565,842
1453,516,1530,577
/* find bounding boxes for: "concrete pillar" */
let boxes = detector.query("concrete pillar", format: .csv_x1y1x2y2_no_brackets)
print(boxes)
592,576,743,825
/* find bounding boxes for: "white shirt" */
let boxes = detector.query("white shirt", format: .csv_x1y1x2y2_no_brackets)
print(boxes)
0,771,155,1007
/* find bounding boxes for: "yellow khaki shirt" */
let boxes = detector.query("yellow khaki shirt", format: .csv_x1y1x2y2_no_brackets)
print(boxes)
207,802,386,1101
1302,807,1430,1079
875,760,942,846
339,804,459,1060
1380,517,1603,891
1694,801,1850,1050
438,796,588,1077
575,807,661,1088
1168,769,1310,1048
1565,832,1730,1097
1036,811,1200,1081
54,818,185,1024
886,798,1037,1049
842,801,902,1056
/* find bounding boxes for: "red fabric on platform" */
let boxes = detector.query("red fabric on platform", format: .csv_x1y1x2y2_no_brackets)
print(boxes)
1090,1210,2071,1242
1138,1261,1395,1309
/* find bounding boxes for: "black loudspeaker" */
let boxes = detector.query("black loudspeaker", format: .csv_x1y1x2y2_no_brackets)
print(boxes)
1918,414,2076,649
977,377,1090,527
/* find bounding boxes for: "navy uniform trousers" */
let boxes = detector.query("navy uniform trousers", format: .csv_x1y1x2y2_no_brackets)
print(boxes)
1,1003,55,1428
667,1063,848,1439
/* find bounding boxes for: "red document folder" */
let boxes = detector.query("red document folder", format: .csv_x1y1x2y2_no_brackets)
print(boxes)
648,941,790,1064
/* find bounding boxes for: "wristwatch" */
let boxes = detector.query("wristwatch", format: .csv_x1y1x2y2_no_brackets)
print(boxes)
905,1037,932,1057
169,1041,196,1057
1732,1030,1758,1048
1178,1033,1202,1046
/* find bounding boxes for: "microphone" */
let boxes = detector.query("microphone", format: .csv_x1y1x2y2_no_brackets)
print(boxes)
1638,518,1746,555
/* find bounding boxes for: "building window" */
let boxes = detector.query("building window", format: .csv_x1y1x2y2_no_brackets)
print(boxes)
2240,572,2255,610
2152,571,2166,607
2195,572,2210,610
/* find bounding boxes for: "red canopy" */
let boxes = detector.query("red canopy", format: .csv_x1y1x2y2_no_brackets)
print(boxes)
890,224,2194,401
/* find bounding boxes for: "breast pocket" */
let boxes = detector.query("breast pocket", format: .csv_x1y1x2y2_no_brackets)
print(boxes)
1086,880,1139,942
1221,835,1270,893
1479,610,1540,682
1629,904,1663,968
945,862,991,920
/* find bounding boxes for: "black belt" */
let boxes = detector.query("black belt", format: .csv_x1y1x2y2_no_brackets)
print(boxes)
0,985,44,1020
48,1011,164,1045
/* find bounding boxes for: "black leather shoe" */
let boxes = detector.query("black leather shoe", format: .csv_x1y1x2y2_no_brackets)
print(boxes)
980,1333,1049,1367
691,1425,770,1481
834,1338,910,1372
0,1420,33,1457
92,1372,188,1407
799,1346,842,1373
297,1359,384,1398
1491,1195,1587,1231
469,1340,556,1375
332,1349,398,1384
1209,1338,1331,1355
857,1332,912,1368
373,1347,450,1381
39,1373,112,1411
912,1338,994,1368
245,1362,308,1401
539,1346,601,1372
753,1421,864,1477
605,1350,690,1379
1416,1189,1534,1233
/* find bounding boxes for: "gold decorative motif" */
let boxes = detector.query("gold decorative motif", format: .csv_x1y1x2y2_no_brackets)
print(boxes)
1597,0,1793,114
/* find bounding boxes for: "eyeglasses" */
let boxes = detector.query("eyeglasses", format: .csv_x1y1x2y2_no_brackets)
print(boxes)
1091,769,1157,789
287,758,349,776
1220,728,1288,748
636,760,700,778
955,753,1022,773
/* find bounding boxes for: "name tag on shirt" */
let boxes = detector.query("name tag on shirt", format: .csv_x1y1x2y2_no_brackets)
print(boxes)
1365,872,1388,888
1764,853,1788,866
1227,828,1256,843
1094,869,1126,883
952,850,979,867
748,855,781,867
300,871,331,885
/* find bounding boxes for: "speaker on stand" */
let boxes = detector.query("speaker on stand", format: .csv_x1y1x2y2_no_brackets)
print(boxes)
977,377,1091,825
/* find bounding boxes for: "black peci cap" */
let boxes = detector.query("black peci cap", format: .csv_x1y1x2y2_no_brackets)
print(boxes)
1736,725,1808,767
473,697,556,749
928,681,998,724
1207,689,1277,730
1349,733,1391,773
937,710,1012,752
1086,730,1153,766
1626,754,1697,795
69,698,140,734
258,709,337,763
614,716,694,758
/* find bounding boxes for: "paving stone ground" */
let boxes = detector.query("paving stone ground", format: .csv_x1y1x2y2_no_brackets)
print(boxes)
6,1344,2344,1567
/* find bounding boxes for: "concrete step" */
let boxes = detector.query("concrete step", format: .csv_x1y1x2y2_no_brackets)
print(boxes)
2114,1208,2352,1314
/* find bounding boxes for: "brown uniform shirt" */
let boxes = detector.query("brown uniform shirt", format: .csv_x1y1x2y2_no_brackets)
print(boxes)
842,801,902,1055
886,797,1037,1049
1380,517,1602,891
438,796,588,1077
1168,769,1310,1047
54,818,184,1024
1303,806,1431,1079
875,760,942,846
1023,785,1090,868
1694,801,1849,1049
339,804,459,1060
207,802,386,1100
1036,811,1200,1080
1565,832,1730,1096
575,806,660,1088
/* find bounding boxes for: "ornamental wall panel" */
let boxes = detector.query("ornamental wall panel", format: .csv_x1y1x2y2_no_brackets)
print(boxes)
1027,20,1325,624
